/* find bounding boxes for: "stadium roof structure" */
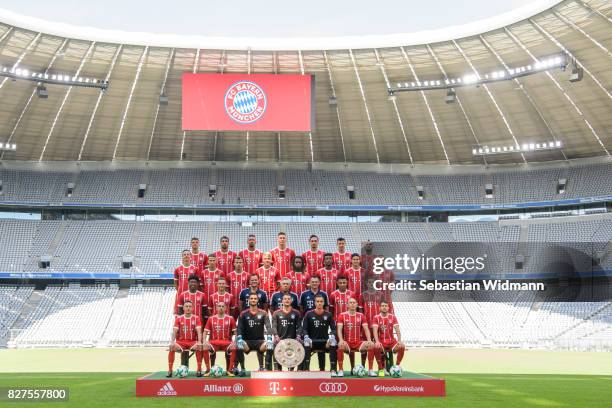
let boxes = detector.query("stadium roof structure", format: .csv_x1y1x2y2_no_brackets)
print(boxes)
0,0,609,165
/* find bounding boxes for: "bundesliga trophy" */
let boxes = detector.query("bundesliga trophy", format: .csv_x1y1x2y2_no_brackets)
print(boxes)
274,339,306,369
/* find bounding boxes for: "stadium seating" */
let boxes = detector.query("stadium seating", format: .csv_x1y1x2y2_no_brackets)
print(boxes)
1,161,612,206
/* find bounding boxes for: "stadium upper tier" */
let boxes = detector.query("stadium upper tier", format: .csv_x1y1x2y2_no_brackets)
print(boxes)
0,0,610,164
0,160,611,207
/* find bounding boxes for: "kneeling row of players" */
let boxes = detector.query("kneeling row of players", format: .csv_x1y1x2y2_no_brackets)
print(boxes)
167,293,404,378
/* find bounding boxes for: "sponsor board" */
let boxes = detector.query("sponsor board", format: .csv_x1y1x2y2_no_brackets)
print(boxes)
136,376,445,397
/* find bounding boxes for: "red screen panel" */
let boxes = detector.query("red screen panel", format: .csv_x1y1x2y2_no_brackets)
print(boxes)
182,73,313,132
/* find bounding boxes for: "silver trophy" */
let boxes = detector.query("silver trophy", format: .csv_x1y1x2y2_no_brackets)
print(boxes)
274,339,306,369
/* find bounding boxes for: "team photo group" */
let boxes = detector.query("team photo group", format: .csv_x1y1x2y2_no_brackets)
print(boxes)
168,232,405,378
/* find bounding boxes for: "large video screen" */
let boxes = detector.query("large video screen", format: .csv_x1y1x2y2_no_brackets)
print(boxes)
182,73,314,132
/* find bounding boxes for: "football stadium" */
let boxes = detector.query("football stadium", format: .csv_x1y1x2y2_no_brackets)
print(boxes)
0,0,611,406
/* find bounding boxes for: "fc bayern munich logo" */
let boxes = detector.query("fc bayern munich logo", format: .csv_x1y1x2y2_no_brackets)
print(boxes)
224,81,267,124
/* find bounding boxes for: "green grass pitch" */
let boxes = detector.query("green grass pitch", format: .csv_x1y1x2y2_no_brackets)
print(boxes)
1,348,611,407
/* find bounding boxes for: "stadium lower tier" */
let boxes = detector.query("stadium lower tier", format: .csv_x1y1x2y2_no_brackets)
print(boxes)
2,284,611,351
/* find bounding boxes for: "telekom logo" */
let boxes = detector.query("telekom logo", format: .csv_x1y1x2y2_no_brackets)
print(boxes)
269,382,281,395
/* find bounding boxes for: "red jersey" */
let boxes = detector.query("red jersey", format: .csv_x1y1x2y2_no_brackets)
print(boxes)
372,313,399,343
239,249,263,275
214,250,237,276
174,264,200,294
332,251,352,275
337,311,368,342
256,266,281,298
270,247,296,278
359,291,387,324
344,267,364,297
314,267,339,295
302,250,325,275
285,270,310,297
178,290,207,318
201,268,224,299
227,270,249,301
209,291,234,312
329,289,355,320
190,251,208,272
174,314,201,341
205,314,236,341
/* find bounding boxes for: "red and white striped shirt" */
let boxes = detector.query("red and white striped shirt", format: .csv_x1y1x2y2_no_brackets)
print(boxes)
190,252,208,272
205,315,236,341
285,271,310,297
372,313,399,343
270,247,296,278
239,249,263,275
314,267,339,295
337,311,367,343
174,264,200,295
302,250,325,275
227,270,249,302
178,290,207,318
214,250,237,276
209,291,234,312
256,266,281,298
329,289,355,320
344,267,364,297
358,291,387,325
174,314,201,341
200,268,224,299
332,251,352,275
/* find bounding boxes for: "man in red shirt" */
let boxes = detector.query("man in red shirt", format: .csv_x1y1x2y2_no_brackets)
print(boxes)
178,275,207,319
209,277,234,316
314,253,339,295
227,256,248,318
174,250,200,314
239,234,263,275
270,232,295,278
190,237,208,272
215,236,237,277
332,237,352,275
329,275,354,321
201,254,224,300
203,301,237,376
167,300,203,377
344,253,364,298
285,256,310,297
372,300,404,375
336,298,378,377
302,234,325,275
256,252,281,299
358,278,388,326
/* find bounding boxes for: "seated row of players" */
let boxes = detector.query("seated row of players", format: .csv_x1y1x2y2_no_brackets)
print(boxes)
168,232,400,377
168,293,404,378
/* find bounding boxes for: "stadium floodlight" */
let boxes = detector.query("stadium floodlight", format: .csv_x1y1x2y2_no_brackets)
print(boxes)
472,140,563,156
0,142,17,151
389,53,567,93
0,64,109,90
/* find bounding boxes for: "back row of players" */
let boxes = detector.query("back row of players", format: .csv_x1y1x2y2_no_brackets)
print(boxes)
168,232,403,378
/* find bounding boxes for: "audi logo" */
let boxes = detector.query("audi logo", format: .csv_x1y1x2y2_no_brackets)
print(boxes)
319,383,348,393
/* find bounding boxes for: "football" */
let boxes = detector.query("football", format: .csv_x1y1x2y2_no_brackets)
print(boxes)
174,365,189,378
352,364,366,377
389,365,403,378
210,365,224,377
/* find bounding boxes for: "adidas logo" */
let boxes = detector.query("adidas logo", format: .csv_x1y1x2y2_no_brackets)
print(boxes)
157,382,177,396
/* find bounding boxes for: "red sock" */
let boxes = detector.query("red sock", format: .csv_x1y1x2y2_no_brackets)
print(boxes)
196,350,203,371
168,350,175,372
337,348,344,371
375,347,384,369
229,350,236,371
367,348,375,370
396,347,405,365
203,350,211,370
